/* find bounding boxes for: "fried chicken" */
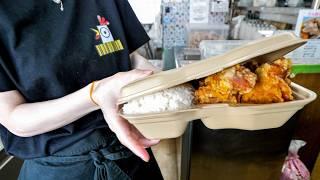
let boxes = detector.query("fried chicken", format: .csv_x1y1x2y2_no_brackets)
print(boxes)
241,58,293,104
195,65,257,104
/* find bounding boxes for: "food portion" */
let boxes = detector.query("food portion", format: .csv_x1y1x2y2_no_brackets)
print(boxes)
195,65,257,104
241,58,293,103
195,58,293,104
122,58,294,115
122,84,194,115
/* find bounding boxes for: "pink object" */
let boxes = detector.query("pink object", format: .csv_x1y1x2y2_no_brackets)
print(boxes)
281,140,310,180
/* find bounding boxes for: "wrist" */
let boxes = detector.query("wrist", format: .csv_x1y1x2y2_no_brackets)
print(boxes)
91,76,118,109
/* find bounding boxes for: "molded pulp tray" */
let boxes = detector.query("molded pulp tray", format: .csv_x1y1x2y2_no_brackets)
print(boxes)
121,83,316,139
118,33,317,139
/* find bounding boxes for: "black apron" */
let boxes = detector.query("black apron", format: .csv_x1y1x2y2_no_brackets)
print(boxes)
18,129,163,180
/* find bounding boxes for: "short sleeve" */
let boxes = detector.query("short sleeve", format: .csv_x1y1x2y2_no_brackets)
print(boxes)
0,62,15,92
115,0,150,53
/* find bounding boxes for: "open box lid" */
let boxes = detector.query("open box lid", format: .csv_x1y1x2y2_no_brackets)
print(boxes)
118,33,307,104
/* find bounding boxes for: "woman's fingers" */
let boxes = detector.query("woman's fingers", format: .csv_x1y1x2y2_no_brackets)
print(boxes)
123,130,150,162
130,126,160,147
94,69,154,107
98,69,159,162
118,121,150,162
139,138,160,148
119,69,153,87
104,109,151,162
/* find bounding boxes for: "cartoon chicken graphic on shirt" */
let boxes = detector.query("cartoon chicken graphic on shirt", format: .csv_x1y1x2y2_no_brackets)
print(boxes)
91,15,123,56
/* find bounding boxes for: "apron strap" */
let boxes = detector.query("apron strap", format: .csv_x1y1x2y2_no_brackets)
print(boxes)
90,145,133,180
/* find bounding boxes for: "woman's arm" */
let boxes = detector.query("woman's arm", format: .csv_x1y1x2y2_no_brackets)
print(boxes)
0,69,158,162
0,85,98,137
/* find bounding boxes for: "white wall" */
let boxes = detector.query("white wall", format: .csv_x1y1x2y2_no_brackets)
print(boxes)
128,0,161,24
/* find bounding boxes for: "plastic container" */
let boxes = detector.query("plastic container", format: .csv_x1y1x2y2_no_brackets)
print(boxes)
253,0,267,7
199,40,251,59
186,24,229,48
174,47,201,68
238,0,253,7
148,60,163,70
265,0,277,7
287,0,304,7
118,33,317,139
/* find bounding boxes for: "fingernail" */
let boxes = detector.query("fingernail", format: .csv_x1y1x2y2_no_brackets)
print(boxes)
144,157,150,162
152,139,160,144
141,154,150,162
143,70,153,74
151,139,160,142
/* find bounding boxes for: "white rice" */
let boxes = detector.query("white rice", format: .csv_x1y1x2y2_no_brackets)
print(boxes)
122,84,195,115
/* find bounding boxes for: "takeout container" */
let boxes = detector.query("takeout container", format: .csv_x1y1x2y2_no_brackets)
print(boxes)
118,33,317,139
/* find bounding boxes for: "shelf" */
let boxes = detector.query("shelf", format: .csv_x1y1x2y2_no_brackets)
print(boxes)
259,13,298,24
239,6,304,15
238,7,313,24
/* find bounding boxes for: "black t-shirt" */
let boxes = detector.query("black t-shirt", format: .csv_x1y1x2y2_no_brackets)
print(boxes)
0,0,150,159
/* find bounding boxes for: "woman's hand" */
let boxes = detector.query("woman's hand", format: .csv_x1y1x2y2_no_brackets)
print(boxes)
93,69,160,162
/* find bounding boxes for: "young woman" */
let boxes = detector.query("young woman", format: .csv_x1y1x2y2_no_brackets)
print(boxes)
0,0,163,179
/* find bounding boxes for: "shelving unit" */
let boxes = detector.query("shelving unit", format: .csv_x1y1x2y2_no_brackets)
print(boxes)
259,13,298,24
240,6,302,15
238,6,309,24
